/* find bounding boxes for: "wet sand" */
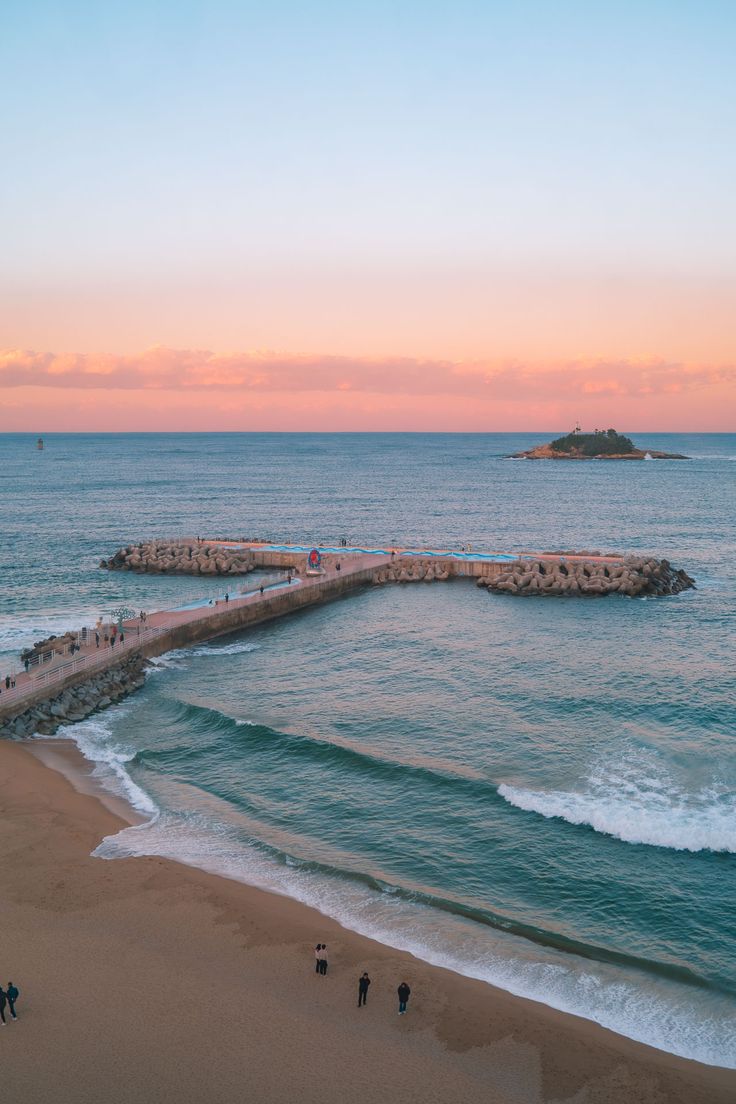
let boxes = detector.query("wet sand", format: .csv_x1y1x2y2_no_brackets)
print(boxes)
1,739,733,1104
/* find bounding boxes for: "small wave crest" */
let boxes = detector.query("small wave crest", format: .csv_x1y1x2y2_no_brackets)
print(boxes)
189,642,260,657
142,698,487,788
147,641,260,674
39,714,159,819
498,757,736,853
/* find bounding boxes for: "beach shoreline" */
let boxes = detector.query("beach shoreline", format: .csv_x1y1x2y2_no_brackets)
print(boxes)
1,737,733,1104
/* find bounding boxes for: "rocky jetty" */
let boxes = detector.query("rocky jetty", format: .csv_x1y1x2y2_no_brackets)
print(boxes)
21,631,79,665
1,653,148,739
374,559,451,584
512,429,689,460
101,539,255,576
476,556,695,598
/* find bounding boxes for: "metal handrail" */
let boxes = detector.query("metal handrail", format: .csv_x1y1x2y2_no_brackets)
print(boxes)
2,624,170,704
1,560,381,712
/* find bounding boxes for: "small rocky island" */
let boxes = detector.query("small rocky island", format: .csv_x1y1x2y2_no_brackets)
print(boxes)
512,429,689,460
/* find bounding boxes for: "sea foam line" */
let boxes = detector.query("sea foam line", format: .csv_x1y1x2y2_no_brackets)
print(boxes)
38,713,159,820
94,811,736,1069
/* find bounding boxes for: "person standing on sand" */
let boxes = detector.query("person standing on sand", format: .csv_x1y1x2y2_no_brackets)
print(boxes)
315,944,323,973
397,981,411,1014
319,945,328,975
6,983,18,1020
259,585,264,596
95,632,100,648
357,972,370,1007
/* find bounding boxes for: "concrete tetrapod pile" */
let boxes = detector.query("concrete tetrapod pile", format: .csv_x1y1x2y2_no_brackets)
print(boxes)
476,555,696,598
374,559,451,584
101,539,255,576
4,653,147,738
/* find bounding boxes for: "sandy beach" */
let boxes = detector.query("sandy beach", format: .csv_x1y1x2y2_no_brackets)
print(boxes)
1,740,733,1104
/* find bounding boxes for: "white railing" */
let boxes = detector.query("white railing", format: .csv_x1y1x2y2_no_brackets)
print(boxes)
1,560,383,715
1,623,171,707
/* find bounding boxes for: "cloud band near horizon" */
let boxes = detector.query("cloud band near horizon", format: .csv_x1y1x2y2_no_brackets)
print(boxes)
1,347,734,432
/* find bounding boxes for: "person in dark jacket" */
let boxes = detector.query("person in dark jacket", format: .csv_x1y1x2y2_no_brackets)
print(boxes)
0,987,7,1025
397,981,411,1014
357,972,371,1007
6,983,18,1020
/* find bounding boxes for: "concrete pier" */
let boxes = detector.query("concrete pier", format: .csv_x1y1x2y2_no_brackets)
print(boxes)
0,539,694,734
0,550,386,729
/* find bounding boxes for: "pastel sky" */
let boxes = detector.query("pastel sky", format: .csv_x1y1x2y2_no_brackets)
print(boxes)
1,1,734,430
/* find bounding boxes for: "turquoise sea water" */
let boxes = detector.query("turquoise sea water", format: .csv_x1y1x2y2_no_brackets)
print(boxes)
1,432,734,1066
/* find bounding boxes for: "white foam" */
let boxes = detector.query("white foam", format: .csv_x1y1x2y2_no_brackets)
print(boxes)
94,811,736,1068
146,642,260,674
498,756,736,853
0,610,100,663
40,714,159,819
189,642,260,657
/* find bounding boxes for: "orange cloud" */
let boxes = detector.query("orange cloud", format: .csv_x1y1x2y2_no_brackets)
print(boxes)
1,347,733,430
1,346,734,396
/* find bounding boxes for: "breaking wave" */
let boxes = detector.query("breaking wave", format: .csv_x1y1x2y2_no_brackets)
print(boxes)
499,758,736,853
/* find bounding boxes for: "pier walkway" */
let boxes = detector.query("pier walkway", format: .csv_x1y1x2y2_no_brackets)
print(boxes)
0,549,389,721
0,540,630,727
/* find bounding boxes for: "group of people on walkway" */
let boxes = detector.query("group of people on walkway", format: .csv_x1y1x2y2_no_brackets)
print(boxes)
314,945,411,1014
0,983,19,1025
1,675,17,694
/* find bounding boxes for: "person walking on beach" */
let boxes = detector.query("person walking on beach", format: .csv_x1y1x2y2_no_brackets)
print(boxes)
318,945,328,975
5,983,18,1020
0,986,7,1025
4,675,9,690
357,972,371,1007
397,982,411,1014
225,592,229,603
315,944,323,973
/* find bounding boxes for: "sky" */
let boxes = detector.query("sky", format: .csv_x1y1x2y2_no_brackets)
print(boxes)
1,1,734,431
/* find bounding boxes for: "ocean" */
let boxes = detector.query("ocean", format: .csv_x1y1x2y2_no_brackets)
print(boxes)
1,431,734,1067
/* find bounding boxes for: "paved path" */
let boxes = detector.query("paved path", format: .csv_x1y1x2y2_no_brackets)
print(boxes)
1,551,388,714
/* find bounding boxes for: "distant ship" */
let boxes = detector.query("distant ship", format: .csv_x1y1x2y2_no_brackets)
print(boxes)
36,437,44,450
